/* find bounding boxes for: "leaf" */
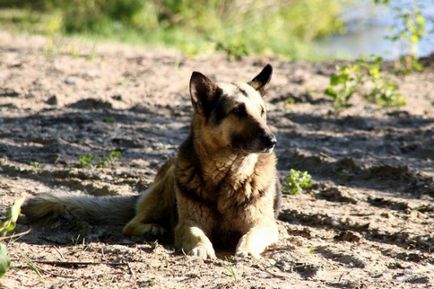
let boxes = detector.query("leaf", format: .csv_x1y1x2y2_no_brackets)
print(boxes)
0,198,25,236
0,244,11,278
109,149,122,159
330,75,341,85
415,15,425,25
8,198,24,225
324,87,337,97
79,154,95,168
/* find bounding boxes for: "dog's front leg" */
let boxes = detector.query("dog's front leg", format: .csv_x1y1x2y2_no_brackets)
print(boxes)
235,219,278,258
175,222,216,259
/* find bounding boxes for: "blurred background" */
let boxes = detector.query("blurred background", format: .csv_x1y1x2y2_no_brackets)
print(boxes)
0,0,433,60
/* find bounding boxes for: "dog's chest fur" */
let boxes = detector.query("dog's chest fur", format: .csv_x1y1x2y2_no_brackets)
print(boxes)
174,135,277,239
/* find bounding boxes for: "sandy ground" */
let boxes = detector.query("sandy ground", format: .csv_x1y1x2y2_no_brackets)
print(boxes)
0,31,433,289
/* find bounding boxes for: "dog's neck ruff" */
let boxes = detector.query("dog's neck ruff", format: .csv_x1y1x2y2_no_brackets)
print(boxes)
193,139,259,186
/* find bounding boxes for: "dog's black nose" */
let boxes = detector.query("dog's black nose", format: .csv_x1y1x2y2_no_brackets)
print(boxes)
261,134,277,149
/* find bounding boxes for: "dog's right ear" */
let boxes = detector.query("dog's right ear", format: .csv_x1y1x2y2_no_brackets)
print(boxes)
190,71,221,116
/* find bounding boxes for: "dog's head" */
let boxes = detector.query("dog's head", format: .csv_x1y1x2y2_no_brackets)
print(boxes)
190,64,276,154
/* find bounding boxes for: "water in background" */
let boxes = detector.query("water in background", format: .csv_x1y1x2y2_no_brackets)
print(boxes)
315,0,434,60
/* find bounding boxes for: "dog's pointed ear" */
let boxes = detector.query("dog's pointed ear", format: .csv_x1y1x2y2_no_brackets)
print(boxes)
190,71,221,116
248,64,273,93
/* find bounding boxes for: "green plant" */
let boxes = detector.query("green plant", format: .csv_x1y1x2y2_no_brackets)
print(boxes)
0,244,10,278
0,198,25,278
19,251,44,279
102,116,115,124
367,80,405,107
97,149,122,167
30,161,41,170
357,56,406,107
373,0,390,4
325,64,361,109
0,198,24,237
215,40,250,61
224,264,238,281
308,247,317,254
79,153,96,168
325,56,406,109
389,5,426,73
283,169,313,195
78,149,122,168
374,0,426,73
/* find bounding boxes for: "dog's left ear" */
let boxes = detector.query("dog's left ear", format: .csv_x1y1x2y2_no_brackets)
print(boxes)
248,64,273,93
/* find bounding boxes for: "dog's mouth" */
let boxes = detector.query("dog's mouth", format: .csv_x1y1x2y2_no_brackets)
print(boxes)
232,144,275,155
261,146,275,154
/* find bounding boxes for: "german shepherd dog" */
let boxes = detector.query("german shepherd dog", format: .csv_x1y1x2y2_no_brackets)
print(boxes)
22,65,281,259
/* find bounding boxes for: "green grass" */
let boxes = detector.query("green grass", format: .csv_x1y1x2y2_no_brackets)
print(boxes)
0,0,345,60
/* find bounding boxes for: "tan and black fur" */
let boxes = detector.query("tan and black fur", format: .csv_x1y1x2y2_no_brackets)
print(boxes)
22,64,281,259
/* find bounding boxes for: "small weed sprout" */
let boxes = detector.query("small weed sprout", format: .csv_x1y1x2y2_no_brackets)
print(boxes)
102,116,115,124
79,153,96,168
224,264,238,281
71,234,83,246
97,149,122,167
0,198,25,278
78,150,122,168
0,198,25,238
19,252,45,279
30,161,41,170
358,56,406,107
283,169,313,195
368,80,405,107
308,247,317,254
0,244,10,278
325,64,361,109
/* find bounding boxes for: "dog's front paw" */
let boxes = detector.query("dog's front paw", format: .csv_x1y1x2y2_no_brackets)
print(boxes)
142,223,166,236
235,236,261,258
235,248,260,259
122,222,166,237
188,243,216,259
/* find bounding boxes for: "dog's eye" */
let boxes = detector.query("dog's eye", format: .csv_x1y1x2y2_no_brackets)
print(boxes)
232,105,247,118
260,107,265,116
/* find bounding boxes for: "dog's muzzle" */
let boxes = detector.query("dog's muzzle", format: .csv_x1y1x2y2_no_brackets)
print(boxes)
260,133,277,152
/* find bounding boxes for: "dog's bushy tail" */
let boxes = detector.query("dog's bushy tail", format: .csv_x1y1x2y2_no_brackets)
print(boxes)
22,193,138,225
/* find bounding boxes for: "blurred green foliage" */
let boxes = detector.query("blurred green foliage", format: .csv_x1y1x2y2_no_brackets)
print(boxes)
325,56,406,110
0,0,345,58
374,0,428,73
390,5,426,73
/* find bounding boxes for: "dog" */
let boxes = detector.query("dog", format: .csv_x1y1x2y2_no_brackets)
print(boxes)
22,64,281,259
